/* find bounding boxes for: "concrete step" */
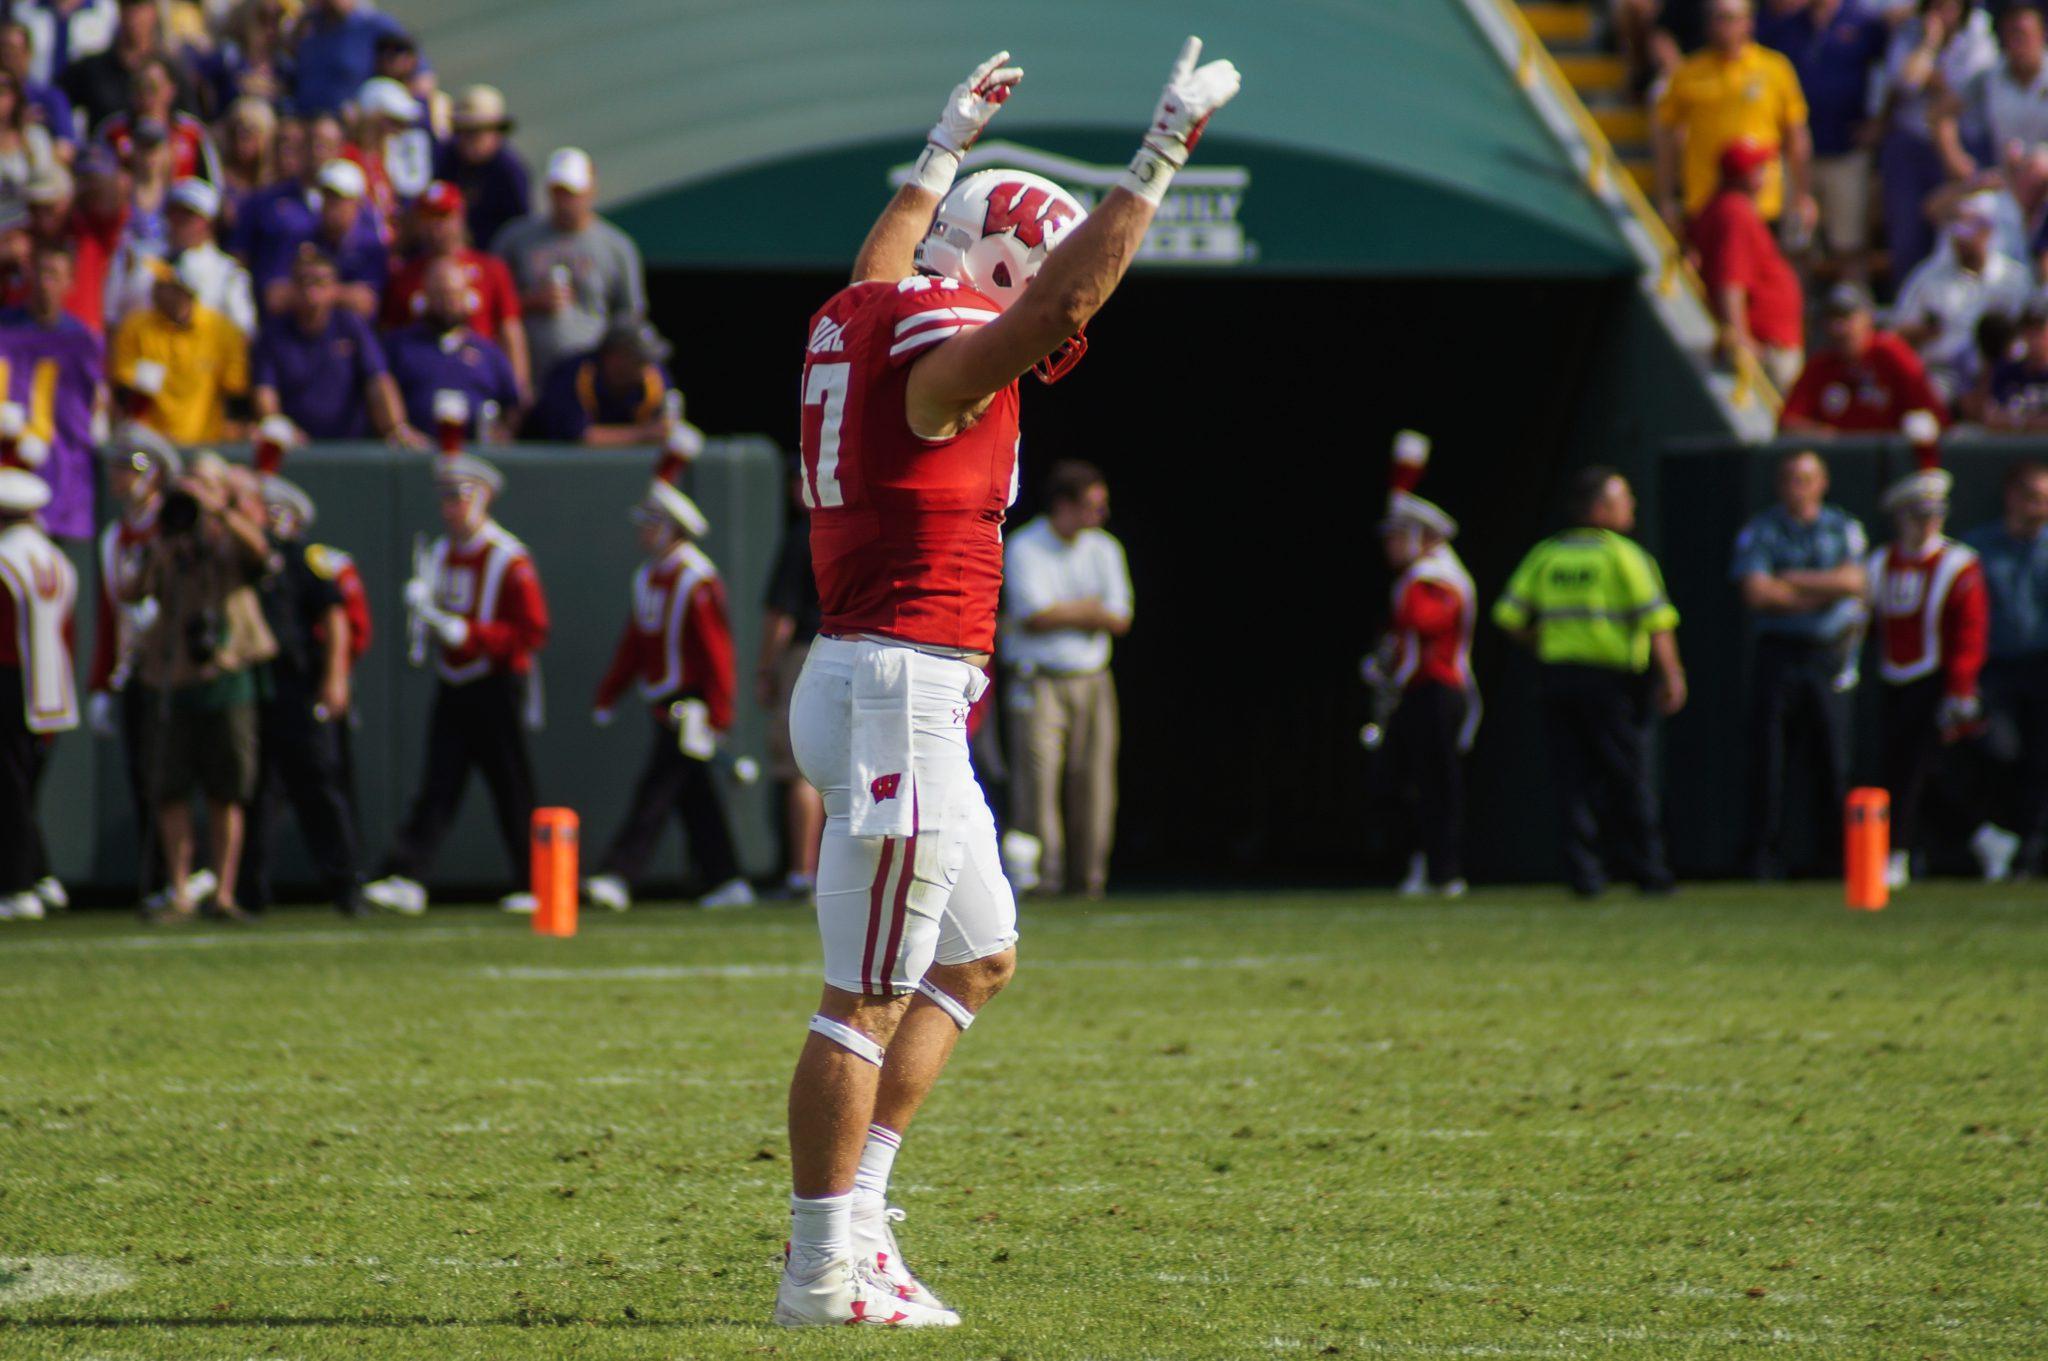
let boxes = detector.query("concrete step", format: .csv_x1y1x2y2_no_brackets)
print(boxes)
1554,52,1629,97
1521,2,1596,45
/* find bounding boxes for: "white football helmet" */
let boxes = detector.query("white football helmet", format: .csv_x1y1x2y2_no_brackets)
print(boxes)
915,169,1090,382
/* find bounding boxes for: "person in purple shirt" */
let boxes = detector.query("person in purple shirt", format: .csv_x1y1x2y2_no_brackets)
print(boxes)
435,85,529,253
234,113,342,278
250,158,386,319
0,22,78,149
252,249,415,443
525,317,673,445
1756,0,1889,278
289,0,405,115
0,243,105,540
384,256,519,439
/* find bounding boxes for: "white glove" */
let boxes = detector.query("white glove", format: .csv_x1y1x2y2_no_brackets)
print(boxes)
428,610,469,649
403,577,434,613
1120,36,1241,203
87,691,116,737
913,50,1023,193
592,707,614,728
673,697,717,761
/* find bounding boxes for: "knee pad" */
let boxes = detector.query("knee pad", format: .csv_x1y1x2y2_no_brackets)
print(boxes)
808,1013,885,1066
914,978,975,1030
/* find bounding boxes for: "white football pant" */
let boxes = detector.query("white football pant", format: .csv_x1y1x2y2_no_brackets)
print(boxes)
789,636,1017,996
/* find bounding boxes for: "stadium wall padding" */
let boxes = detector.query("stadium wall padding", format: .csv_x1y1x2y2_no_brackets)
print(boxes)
49,440,786,902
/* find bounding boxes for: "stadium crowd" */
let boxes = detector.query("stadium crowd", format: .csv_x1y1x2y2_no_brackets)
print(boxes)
1641,0,2048,428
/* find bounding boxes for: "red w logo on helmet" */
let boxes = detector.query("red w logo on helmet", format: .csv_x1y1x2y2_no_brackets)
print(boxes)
982,183,1074,249
869,773,903,804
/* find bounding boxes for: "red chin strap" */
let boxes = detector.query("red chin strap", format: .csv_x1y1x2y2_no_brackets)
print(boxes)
1033,327,1088,384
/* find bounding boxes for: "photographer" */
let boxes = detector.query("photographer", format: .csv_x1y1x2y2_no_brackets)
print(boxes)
125,452,276,923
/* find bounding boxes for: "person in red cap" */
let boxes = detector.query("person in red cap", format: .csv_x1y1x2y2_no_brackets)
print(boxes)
1690,136,1805,392
382,180,531,398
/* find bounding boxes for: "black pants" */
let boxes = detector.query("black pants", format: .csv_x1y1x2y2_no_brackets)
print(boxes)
121,683,166,891
1981,654,2048,875
1745,635,1854,876
239,691,363,911
0,669,50,895
1387,680,1467,884
598,713,741,889
1539,664,1673,895
381,674,536,884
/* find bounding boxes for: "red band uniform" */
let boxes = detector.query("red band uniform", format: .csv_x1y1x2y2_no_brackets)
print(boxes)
378,456,550,897
591,481,746,898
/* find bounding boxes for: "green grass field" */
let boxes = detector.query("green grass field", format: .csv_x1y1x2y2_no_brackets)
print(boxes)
1,885,2044,1359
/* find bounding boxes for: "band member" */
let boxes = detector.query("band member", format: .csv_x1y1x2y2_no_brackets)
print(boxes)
584,473,753,911
1365,431,1478,897
1869,415,1989,889
0,465,77,921
364,454,549,914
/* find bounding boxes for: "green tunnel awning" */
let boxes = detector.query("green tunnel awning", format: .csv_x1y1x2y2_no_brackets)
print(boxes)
408,0,1632,277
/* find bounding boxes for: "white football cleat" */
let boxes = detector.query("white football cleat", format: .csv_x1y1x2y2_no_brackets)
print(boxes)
4,891,45,921
499,892,537,915
1396,852,1429,897
772,1256,959,1328
1971,823,2021,883
1439,878,1468,899
852,1199,950,1314
363,876,427,915
1885,851,1911,891
0,892,30,921
698,877,756,910
583,874,631,912
999,829,1041,893
33,876,68,911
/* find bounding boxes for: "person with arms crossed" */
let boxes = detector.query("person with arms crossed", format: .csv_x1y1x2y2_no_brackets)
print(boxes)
1000,458,1130,899
775,40,1239,1327
1494,467,1685,897
1730,448,1868,879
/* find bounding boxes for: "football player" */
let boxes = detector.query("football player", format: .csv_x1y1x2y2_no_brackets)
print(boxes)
775,39,1240,1327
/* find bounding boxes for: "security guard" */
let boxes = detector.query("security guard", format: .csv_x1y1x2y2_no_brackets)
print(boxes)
239,476,367,916
1730,449,1868,879
1494,467,1686,896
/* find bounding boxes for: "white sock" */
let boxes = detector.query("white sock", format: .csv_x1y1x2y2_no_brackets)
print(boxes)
853,1124,902,1203
788,1191,853,1277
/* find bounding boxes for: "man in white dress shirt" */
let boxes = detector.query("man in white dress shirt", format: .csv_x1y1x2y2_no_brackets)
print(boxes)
1001,460,1132,899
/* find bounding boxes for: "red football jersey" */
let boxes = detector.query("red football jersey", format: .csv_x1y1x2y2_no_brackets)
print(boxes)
1869,538,1987,697
800,276,1020,654
1780,333,1946,433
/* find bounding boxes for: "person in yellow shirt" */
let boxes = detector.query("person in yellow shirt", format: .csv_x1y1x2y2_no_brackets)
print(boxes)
108,256,250,446
1654,0,1816,232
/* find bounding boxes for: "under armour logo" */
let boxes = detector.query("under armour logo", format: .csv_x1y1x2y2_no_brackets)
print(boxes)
870,773,903,803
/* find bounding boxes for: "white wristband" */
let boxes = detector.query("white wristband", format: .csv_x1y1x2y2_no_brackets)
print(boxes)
912,142,962,196
1117,146,1178,204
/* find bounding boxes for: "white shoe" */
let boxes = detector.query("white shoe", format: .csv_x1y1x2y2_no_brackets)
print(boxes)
1439,878,1468,899
499,892,537,915
363,876,427,915
583,874,630,912
782,871,815,897
1971,823,2022,883
852,1197,949,1313
772,1256,959,1328
186,868,218,903
699,877,756,910
33,876,68,911
1885,851,1911,891
1396,852,1429,897
1000,829,1041,893
4,891,44,921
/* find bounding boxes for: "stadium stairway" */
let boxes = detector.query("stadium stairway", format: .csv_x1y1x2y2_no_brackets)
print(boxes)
1466,0,1780,436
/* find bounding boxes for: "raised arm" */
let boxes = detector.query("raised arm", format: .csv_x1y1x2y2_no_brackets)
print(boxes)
905,36,1241,436
852,51,1024,284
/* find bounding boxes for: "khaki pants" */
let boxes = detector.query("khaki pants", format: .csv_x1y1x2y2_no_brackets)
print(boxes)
1007,669,1119,896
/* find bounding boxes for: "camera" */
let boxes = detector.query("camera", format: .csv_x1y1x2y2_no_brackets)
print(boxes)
160,489,201,536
